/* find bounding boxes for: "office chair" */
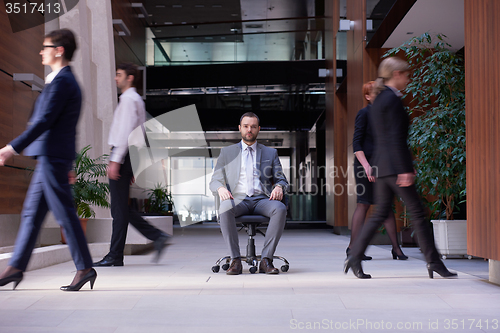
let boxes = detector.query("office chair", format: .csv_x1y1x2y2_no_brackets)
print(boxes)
211,197,290,274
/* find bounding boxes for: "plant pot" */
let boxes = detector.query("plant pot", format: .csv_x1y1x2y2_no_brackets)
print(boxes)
61,218,88,244
432,219,469,259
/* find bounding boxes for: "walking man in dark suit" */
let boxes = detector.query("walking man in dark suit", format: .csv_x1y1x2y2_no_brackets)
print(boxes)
93,63,169,267
209,112,288,275
0,29,96,291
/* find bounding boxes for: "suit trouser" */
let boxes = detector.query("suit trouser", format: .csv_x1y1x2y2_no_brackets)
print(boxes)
108,153,163,261
351,175,441,264
10,156,93,271
219,194,287,259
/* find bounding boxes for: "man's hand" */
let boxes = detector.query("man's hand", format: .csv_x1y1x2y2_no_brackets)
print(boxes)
217,187,234,201
0,146,14,167
269,185,283,201
107,161,121,180
396,172,415,187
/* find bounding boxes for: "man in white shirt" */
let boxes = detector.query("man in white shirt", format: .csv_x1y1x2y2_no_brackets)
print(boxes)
93,63,169,267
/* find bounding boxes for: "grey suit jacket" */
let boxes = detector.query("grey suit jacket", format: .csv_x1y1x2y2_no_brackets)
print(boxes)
209,142,288,197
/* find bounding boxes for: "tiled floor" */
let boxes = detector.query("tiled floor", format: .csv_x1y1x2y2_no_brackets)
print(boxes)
0,225,498,333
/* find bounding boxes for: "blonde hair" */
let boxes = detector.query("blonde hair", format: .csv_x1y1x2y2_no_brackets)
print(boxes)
374,57,410,95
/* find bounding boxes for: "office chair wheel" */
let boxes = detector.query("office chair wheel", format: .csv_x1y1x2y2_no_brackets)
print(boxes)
221,263,230,271
281,265,289,272
212,266,220,273
249,266,257,274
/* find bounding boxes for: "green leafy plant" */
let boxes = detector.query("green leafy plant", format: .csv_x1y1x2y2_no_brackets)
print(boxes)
73,145,110,218
385,33,466,220
144,183,174,215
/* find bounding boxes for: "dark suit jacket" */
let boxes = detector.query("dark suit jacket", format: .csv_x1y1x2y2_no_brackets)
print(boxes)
370,86,414,178
209,142,289,197
10,66,81,160
353,104,375,160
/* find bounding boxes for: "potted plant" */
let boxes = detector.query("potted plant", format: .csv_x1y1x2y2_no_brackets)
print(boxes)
62,145,110,243
144,183,174,215
385,33,467,258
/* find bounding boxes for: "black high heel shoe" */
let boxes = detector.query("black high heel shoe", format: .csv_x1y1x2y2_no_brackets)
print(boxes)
0,271,23,290
344,257,371,279
427,263,458,279
346,247,372,261
60,268,97,291
392,248,408,260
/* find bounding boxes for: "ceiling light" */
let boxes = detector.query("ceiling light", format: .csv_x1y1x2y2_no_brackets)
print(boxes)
156,5,165,8
172,5,182,8
231,14,239,16
164,22,173,25
212,5,222,8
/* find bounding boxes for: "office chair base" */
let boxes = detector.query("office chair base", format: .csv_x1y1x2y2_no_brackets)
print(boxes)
212,255,289,274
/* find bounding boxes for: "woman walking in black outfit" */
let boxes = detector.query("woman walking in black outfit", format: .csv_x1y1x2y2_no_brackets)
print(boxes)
344,57,457,279
347,81,407,261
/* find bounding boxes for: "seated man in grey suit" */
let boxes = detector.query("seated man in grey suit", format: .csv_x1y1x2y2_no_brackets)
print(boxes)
209,112,288,275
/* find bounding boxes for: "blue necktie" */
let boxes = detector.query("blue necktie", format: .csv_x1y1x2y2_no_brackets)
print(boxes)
246,146,254,197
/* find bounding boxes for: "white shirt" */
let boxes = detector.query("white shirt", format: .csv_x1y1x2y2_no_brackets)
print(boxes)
233,140,264,196
108,87,146,163
45,66,66,84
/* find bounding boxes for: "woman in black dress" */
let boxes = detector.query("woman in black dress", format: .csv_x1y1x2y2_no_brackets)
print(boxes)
347,81,407,261
345,57,456,279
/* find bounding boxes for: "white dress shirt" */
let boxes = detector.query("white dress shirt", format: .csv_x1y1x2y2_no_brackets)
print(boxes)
108,87,146,164
233,140,264,196
45,66,65,84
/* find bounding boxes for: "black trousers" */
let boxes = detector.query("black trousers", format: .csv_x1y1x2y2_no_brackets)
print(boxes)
350,175,441,264
108,153,162,260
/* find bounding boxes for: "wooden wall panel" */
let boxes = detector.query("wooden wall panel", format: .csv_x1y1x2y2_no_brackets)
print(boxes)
111,0,147,66
0,9,43,214
465,0,500,260
0,9,44,77
324,0,338,226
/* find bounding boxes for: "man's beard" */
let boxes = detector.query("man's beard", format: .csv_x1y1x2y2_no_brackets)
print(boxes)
242,133,256,142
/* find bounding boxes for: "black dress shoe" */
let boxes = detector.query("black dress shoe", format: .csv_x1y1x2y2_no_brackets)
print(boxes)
427,262,458,279
346,247,372,261
152,233,170,263
0,271,23,290
344,257,371,279
60,269,97,291
93,256,124,267
392,248,408,260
